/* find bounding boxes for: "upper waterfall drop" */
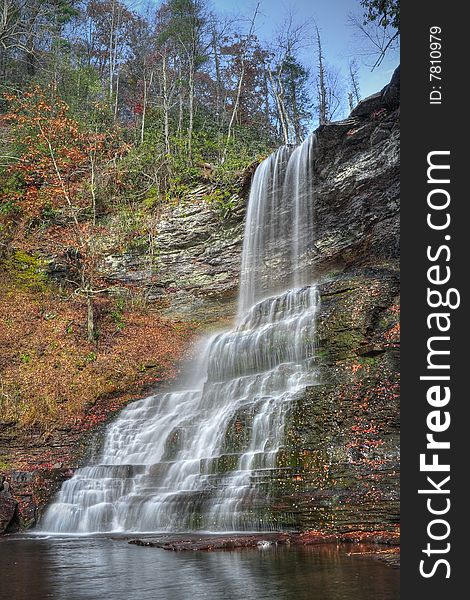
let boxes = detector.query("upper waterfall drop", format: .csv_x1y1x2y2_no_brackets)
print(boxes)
238,135,317,316
40,134,320,534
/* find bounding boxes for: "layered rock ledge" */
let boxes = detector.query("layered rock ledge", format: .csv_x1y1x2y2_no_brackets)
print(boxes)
128,532,400,568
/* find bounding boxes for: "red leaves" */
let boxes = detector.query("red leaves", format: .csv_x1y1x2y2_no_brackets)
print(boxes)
371,108,388,119
1,86,118,218
384,323,400,344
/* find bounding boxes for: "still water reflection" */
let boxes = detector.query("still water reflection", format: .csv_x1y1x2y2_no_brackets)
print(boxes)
0,537,399,600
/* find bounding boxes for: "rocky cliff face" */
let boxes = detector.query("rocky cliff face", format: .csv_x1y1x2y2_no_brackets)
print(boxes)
1,71,399,533
265,76,399,534
277,75,400,533
101,76,399,326
102,188,246,324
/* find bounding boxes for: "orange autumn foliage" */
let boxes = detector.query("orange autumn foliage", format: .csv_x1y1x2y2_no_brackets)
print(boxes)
2,87,112,217
0,278,196,432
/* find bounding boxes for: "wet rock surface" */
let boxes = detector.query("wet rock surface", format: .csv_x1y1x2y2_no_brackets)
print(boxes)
128,532,400,567
129,533,290,551
279,269,400,533
203,268,400,535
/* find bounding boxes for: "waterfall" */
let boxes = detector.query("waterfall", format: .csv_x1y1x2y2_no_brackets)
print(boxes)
41,134,320,534
238,136,316,314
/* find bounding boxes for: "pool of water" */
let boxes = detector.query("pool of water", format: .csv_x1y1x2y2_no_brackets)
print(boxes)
0,536,399,600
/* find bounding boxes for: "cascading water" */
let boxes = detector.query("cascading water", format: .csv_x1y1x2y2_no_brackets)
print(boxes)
41,134,320,534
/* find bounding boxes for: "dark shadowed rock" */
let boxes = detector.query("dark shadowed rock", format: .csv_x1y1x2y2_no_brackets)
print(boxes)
381,66,400,108
279,270,400,533
349,92,384,118
350,65,399,117
213,268,400,534
0,494,19,533
128,531,399,552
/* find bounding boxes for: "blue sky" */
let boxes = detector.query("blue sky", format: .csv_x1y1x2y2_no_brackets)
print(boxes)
213,0,399,102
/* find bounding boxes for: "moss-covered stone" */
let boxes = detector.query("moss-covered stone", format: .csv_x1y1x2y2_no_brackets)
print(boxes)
3,251,48,291
263,270,400,533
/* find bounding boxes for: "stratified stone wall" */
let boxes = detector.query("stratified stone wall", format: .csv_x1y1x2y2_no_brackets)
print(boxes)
280,271,400,532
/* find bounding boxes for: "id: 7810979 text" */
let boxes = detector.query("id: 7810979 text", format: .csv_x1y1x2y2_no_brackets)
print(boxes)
429,26,442,105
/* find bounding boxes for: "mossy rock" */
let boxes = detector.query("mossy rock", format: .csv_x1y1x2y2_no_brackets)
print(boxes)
2,251,48,290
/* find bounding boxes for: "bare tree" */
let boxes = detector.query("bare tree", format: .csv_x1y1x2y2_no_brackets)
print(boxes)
222,2,259,161
314,25,327,126
312,25,345,126
208,13,234,129
210,16,222,124
348,59,361,111
140,67,153,144
348,12,399,71
160,49,172,155
268,13,312,144
324,66,344,121
159,0,210,160
1,1,31,56
39,122,103,342
268,67,289,144
0,0,61,80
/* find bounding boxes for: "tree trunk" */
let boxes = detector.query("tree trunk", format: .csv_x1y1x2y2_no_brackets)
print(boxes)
348,92,354,112
113,9,122,122
292,90,301,143
141,72,147,145
114,69,120,123
268,69,289,145
211,23,222,126
315,26,328,126
162,53,171,155
87,293,95,343
348,60,361,108
223,3,260,163
109,2,115,102
90,150,97,225
188,58,194,161
263,69,270,129
177,62,184,139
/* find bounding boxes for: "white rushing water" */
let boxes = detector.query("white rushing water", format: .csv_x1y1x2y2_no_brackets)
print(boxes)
41,134,320,533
